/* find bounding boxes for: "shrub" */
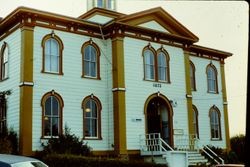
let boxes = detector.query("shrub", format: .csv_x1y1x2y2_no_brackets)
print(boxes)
230,134,245,163
0,128,18,154
42,154,167,167
40,126,90,156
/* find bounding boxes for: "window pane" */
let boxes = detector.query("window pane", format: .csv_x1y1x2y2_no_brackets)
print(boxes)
91,119,97,137
52,117,59,136
84,61,90,76
50,39,59,56
158,67,166,81
91,62,96,77
158,52,166,66
44,118,51,136
144,50,155,80
45,97,52,116
85,118,91,136
51,55,59,72
90,47,96,61
52,97,59,116
45,41,51,55
97,0,103,7
91,100,97,118
84,46,91,61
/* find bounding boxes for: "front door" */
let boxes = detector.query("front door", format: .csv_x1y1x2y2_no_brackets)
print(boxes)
146,97,172,147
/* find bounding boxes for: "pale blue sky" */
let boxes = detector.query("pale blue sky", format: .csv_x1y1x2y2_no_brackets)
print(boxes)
0,0,248,136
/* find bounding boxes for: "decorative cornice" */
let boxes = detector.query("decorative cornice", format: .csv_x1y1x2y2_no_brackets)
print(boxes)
0,6,232,60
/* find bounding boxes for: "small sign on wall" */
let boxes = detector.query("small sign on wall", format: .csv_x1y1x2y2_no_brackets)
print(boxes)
153,83,161,88
174,129,184,135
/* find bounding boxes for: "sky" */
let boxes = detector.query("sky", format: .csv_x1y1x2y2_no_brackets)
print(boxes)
0,0,248,137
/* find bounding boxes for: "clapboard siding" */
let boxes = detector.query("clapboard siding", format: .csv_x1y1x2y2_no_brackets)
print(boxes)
190,56,226,148
32,27,113,151
124,37,188,150
0,29,21,136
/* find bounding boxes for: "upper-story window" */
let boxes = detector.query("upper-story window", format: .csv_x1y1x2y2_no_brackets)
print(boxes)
144,48,155,80
157,49,170,82
209,106,221,140
206,64,218,93
42,33,63,75
0,42,9,81
143,45,170,82
41,91,64,138
81,40,101,79
82,95,102,139
190,61,196,91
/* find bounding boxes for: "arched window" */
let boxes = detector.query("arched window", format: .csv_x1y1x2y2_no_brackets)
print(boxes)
0,42,9,81
209,106,221,140
82,95,102,139
192,105,199,138
157,49,170,82
41,34,63,74
143,45,171,82
41,91,64,138
206,64,218,93
81,40,100,79
143,46,155,80
190,61,196,91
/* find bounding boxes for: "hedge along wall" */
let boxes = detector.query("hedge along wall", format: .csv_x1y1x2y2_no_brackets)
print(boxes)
42,154,168,167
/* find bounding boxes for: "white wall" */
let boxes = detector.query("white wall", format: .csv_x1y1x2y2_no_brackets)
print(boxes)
190,56,226,148
0,29,21,136
124,37,189,150
32,27,114,151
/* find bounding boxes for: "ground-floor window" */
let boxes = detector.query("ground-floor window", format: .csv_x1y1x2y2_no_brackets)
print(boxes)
41,91,63,138
82,95,102,139
209,106,221,140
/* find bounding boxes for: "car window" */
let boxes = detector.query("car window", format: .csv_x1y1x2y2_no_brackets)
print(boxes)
31,162,48,167
12,161,47,167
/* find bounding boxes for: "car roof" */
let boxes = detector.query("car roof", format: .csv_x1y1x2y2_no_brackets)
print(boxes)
0,154,39,164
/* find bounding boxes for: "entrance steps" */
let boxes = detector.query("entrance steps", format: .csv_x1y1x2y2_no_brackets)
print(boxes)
188,151,209,166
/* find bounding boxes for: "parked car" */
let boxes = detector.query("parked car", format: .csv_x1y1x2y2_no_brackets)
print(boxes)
0,154,48,167
215,164,244,167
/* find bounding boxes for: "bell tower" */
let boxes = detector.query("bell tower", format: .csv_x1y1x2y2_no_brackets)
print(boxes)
87,0,117,11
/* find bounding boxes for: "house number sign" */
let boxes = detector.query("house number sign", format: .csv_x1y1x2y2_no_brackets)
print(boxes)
153,83,161,88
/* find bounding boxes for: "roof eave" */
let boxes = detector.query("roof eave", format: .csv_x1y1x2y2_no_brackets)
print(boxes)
190,45,232,59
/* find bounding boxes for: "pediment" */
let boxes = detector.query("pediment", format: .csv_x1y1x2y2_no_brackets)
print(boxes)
138,20,170,33
79,7,125,25
117,7,198,42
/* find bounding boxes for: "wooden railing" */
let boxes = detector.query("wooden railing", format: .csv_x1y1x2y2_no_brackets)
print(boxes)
201,145,224,165
139,133,173,155
175,134,199,151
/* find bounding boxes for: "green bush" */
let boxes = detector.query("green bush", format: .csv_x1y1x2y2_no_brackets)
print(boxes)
42,154,167,167
0,128,18,154
40,126,90,156
230,134,245,163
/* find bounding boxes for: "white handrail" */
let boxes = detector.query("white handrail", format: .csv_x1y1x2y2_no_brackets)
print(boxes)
159,137,174,151
139,133,174,154
204,145,224,164
201,147,220,164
